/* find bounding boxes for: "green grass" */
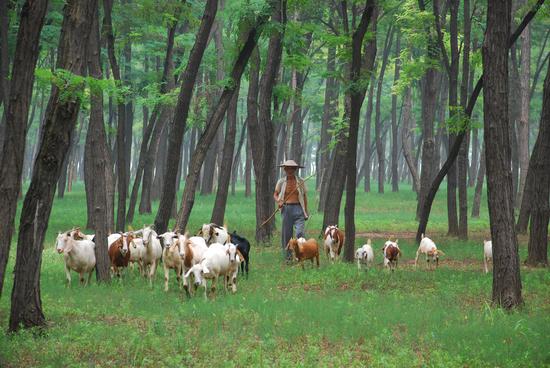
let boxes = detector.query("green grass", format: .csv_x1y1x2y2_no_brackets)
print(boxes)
0,181,549,367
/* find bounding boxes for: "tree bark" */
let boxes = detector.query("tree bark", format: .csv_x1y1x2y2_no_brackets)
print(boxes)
176,16,269,232
483,0,522,309
525,61,550,267
154,0,217,233
84,3,112,281
0,0,49,299
9,0,96,331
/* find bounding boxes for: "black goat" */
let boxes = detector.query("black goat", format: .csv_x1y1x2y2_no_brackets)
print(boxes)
231,231,250,278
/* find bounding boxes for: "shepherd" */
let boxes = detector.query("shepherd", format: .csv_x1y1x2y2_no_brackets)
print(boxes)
273,160,309,262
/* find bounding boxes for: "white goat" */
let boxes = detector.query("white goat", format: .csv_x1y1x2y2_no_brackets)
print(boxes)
415,234,445,268
141,226,163,285
355,239,374,270
198,223,230,245
180,235,208,297
483,240,493,274
56,232,96,286
184,243,232,300
128,236,146,275
162,237,185,292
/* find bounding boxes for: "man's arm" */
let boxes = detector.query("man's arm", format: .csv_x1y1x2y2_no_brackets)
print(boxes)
274,181,283,208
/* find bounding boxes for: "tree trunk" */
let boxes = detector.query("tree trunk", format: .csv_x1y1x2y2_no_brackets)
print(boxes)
343,1,377,262
0,0,48,299
363,74,374,192
154,0,217,233
84,4,112,281
401,87,420,193
211,91,239,224
245,132,252,197
391,32,400,192
176,17,268,232
9,0,96,331
471,145,485,218
248,1,285,242
483,0,522,309
103,0,128,231
525,61,550,267
458,0,470,240
375,26,393,194
318,44,337,209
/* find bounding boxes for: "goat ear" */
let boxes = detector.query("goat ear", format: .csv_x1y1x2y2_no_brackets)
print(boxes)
395,239,399,243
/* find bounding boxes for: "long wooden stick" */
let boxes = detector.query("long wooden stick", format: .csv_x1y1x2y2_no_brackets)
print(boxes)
257,172,317,230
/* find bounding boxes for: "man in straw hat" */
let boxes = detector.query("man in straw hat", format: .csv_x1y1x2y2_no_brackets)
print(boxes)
273,160,309,261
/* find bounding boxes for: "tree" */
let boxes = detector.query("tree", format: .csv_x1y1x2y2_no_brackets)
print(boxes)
154,0,218,233
211,92,239,225
343,0,377,262
482,0,522,309
0,0,49,299
9,0,97,331
248,0,286,242
374,24,393,194
84,2,113,281
525,59,550,267
390,32,401,193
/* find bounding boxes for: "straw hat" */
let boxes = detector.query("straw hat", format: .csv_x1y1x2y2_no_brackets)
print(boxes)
279,159,304,168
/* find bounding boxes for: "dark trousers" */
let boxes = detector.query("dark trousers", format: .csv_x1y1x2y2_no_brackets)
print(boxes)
281,204,305,259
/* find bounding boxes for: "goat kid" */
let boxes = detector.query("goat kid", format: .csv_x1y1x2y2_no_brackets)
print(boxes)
286,238,320,270
415,234,445,269
355,239,374,270
323,225,344,262
382,239,401,271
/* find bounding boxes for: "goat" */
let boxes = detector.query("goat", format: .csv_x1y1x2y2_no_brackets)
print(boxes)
108,232,132,277
198,223,230,245
184,243,233,300
180,235,209,297
483,239,493,274
355,239,374,270
56,231,96,286
415,234,445,269
382,239,401,271
162,236,185,292
230,231,250,278
323,225,344,262
141,226,163,286
286,238,320,270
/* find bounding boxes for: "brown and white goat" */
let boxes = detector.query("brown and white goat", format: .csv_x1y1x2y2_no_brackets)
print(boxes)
286,238,320,269
323,225,344,262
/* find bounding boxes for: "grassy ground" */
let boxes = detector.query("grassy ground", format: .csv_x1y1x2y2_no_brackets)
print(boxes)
0,182,549,367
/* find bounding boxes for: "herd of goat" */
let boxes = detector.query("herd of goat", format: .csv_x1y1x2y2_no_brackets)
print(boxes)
55,223,494,299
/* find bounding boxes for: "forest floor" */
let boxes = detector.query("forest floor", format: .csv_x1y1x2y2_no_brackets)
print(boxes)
0,182,549,367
